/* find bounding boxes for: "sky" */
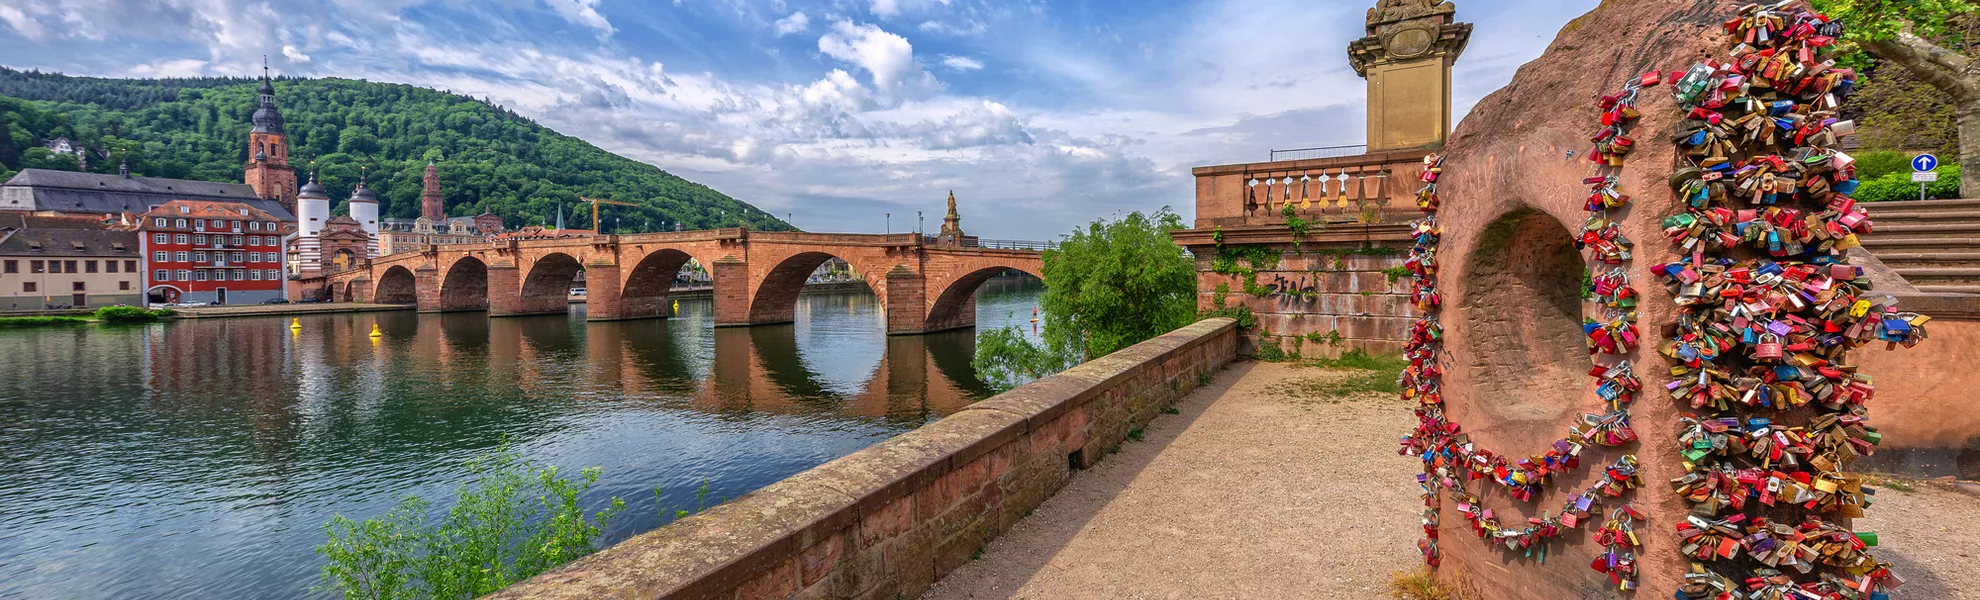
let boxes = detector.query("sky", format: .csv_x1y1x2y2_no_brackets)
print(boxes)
0,0,1600,239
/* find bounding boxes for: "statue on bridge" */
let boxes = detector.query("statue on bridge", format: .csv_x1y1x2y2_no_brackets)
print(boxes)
936,191,966,249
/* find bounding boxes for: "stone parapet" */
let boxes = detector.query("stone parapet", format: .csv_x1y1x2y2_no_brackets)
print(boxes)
484,318,1239,600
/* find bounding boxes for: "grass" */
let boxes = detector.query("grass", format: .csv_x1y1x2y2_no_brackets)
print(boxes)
1301,349,1409,372
1161,406,1181,415
0,315,89,328
1126,428,1146,442
1388,567,1452,600
1864,473,1918,493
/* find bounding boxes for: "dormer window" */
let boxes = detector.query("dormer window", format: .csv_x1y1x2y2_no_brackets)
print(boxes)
175,219,187,228
72,242,85,251
178,206,189,214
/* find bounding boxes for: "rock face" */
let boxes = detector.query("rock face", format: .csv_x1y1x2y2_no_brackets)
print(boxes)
1432,1,1727,598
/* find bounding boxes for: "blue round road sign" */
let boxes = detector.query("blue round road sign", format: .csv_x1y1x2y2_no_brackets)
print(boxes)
1913,154,1939,172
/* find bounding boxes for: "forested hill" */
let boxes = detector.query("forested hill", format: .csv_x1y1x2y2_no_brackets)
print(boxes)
0,67,790,232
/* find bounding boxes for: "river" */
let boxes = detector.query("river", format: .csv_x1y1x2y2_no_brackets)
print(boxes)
0,277,1044,599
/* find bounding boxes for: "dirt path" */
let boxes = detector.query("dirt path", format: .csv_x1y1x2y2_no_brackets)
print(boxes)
921,360,1422,599
919,360,1980,600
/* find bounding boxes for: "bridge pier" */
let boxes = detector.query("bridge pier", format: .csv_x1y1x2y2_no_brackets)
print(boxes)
580,259,627,321
414,265,444,312
711,256,753,327
487,262,539,317
885,266,932,336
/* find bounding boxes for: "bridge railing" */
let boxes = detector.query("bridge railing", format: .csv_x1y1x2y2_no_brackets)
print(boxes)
968,238,1059,251
1267,144,1368,162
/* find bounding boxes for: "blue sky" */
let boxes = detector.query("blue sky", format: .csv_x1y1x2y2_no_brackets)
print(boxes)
0,0,1599,238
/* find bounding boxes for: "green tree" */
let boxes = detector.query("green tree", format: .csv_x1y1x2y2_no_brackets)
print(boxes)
1812,0,1978,194
971,208,1198,391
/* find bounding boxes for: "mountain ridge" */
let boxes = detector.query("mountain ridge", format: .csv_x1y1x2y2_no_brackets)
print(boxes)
0,67,790,232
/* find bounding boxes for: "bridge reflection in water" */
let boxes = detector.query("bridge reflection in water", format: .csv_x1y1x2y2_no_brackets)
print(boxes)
0,280,1040,600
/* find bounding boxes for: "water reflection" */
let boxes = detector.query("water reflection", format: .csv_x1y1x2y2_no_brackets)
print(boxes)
0,280,1042,600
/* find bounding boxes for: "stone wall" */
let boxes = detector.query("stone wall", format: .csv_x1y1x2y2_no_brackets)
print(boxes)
485,318,1239,600
1175,223,1415,357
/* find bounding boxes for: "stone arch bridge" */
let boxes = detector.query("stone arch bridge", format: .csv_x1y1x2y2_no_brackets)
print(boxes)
319,228,1044,335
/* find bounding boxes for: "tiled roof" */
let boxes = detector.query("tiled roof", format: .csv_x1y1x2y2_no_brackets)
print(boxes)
0,216,140,257
2,169,297,221
137,199,286,225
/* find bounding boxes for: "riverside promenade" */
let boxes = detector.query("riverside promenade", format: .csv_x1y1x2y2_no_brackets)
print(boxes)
918,361,1980,599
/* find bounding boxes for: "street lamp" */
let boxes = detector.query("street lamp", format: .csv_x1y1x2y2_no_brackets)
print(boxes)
886,212,891,234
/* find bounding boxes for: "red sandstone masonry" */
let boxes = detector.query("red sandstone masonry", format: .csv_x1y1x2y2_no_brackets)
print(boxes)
483,318,1239,600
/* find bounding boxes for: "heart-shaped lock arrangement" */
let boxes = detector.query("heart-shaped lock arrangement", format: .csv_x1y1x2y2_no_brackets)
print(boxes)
1654,3,1922,597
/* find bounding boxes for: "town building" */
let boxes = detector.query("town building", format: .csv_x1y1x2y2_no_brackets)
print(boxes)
372,162,510,255
0,212,142,310
287,171,381,279
137,200,290,305
0,162,297,222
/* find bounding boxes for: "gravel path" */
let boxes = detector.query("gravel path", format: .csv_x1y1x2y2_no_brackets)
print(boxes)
921,360,1421,599
919,360,1980,600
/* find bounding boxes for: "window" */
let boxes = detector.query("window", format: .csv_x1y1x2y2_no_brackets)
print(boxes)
72,282,84,291
191,252,205,263
194,271,208,282
29,260,43,273
64,261,77,273
153,217,166,227
268,269,283,280
232,235,243,246
106,261,118,273
249,221,260,231
231,252,244,262
85,260,97,273
154,251,169,263
174,218,186,228
153,233,168,244
175,252,188,262
177,206,188,214
155,270,169,282
193,234,206,245
231,221,242,231
266,222,276,231
23,282,34,292
234,270,246,281
175,234,188,244
175,269,189,281
125,260,136,272
2,260,12,273
250,270,262,281
119,281,130,291
193,219,204,230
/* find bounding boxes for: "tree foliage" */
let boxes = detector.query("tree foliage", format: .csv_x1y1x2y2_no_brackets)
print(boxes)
971,208,1198,392
1846,65,1960,156
316,443,624,600
1810,0,1978,195
0,68,789,232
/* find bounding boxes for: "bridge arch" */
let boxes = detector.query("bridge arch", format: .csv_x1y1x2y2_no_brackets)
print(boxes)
438,256,490,312
620,248,718,321
924,263,1044,333
516,252,584,316
373,265,417,305
745,251,893,326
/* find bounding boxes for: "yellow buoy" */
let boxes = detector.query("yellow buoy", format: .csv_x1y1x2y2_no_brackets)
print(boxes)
672,300,680,314
369,323,383,338
290,317,302,330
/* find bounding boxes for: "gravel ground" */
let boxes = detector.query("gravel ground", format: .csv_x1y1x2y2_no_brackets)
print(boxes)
918,360,1980,600
921,360,1421,599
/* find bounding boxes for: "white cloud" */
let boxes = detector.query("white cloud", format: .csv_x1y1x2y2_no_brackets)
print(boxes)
816,19,937,103
938,55,982,71
773,11,809,36
0,5,45,40
123,58,209,78
542,0,614,37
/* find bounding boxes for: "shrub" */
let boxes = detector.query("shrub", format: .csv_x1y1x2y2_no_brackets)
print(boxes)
94,305,173,322
1854,163,1962,202
1851,150,1912,181
316,443,625,600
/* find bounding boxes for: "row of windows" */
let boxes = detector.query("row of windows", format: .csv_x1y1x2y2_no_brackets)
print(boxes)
150,251,277,264
3,260,138,274
150,217,279,232
151,234,276,247
21,281,131,292
152,269,283,282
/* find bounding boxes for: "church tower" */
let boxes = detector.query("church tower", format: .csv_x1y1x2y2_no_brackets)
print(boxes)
242,64,298,214
420,161,445,222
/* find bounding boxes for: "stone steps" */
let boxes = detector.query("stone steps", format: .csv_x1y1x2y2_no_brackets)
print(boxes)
1893,267,1980,286
1869,210,1980,227
1872,251,1980,268
1857,199,1980,295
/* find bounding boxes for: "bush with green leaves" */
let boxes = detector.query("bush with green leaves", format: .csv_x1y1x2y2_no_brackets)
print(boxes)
316,443,624,600
1850,150,1913,182
93,305,172,322
970,207,1197,392
1853,163,1963,202
0,315,88,328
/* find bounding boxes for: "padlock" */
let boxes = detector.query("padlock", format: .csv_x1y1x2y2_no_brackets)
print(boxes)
1755,333,1783,360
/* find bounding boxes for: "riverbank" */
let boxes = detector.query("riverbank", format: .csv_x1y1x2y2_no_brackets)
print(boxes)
170,303,412,318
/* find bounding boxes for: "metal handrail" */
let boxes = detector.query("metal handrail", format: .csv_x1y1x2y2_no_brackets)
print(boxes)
968,239,1058,251
1268,144,1369,162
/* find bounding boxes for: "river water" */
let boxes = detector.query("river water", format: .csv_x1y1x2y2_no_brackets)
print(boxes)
0,278,1043,599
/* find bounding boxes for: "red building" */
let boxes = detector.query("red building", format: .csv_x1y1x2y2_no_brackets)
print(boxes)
138,200,291,305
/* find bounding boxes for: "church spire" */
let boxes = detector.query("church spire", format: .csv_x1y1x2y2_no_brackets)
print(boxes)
251,56,285,134
421,160,445,222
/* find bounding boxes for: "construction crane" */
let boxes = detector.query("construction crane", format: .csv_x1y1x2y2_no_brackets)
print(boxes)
580,197,639,232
